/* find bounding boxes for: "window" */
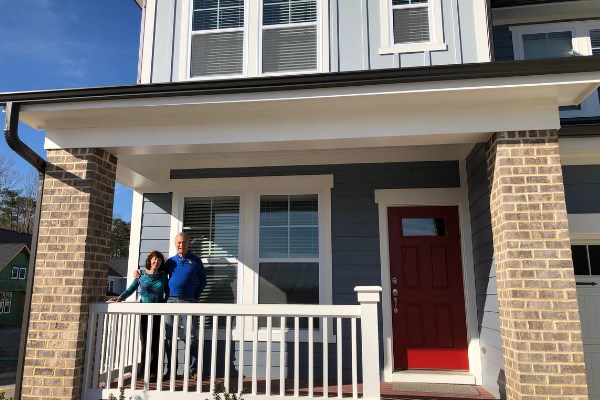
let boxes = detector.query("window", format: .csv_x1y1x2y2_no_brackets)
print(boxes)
261,0,318,73
190,0,245,77
19,268,26,280
572,244,600,276
380,0,445,54
511,21,600,118
10,267,18,280
188,0,327,79
106,280,114,294
0,292,11,314
183,196,240,304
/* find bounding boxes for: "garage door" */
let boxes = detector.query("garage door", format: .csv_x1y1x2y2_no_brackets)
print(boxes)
572,244,600,400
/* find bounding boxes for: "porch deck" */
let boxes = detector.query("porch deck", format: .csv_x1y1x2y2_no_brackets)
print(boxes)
103,376,496,399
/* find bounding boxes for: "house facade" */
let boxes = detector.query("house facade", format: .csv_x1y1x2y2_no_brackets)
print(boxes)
0,244,30,327
1,0,600,399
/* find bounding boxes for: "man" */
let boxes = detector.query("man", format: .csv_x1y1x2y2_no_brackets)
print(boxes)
135,232,207,379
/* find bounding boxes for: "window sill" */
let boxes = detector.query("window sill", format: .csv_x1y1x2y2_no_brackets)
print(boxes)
379,42,447,55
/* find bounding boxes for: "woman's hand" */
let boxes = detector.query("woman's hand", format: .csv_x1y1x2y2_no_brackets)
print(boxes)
133,269,141,279
107,297,121,302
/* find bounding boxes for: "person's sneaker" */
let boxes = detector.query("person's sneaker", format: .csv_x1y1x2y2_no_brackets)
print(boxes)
190,371,198,380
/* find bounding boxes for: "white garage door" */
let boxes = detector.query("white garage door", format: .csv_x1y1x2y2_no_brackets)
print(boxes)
573,244,600,400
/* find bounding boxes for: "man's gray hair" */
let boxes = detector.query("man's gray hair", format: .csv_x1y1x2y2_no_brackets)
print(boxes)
174,232,190,242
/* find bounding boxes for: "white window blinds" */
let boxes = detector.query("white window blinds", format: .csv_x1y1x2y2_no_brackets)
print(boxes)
190,0,245,77
183,196,240,303
392,0,430,44
262,0,318,73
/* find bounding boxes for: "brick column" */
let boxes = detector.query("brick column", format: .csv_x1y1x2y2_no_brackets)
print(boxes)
486,130,588,400
21,148,117,400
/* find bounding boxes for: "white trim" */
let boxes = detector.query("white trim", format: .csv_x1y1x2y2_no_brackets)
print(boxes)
492,1,600,26
379,0,446,55
559,137,600,166
472,0,491,63
374,187,480,384
127,190,144,287
510,20,600,119
568,214,600,237
139,0,156,84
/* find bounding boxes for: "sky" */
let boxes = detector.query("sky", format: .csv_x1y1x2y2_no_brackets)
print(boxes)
0,0,142,221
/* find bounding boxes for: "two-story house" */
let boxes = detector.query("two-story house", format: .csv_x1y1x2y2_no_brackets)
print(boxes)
2,1,600,399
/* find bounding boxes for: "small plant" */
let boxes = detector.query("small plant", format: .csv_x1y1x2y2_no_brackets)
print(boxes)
0,390,14,400
107,387,127,400
210,381,244,400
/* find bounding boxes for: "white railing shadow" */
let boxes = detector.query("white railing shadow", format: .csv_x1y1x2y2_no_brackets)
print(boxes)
83,286,381,400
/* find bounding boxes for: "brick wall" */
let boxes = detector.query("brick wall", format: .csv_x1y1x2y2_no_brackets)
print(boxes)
21,148,117,400
486,130,588,400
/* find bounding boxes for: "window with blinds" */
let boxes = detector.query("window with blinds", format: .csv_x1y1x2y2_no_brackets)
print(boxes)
190,0,245,77
183,196,240,304
262,0,318,73
391,0,430,44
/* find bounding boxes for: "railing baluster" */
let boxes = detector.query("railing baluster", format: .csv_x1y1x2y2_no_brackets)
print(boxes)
252,316,258,395
294,317,299,398
238,316,245,396
225,315,232,392
211,315,218,392
351,317,357,399
170,315,178,392
279,316,285,397
82,309,97,394
131,314,140,389
99,313,109,375
184,315,192,391
323,317,328,399
266,316,272,396
106,314,117,389
143,314,153,390
118,314,128,389
308,317,314,398
92,313,105,389
337,318,342,398
157,315,166,391
197,315,206,393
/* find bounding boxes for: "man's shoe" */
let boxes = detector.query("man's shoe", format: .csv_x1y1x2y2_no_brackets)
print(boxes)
190,371,198,380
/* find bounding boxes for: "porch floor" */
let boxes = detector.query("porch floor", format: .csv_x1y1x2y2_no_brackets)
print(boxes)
108,375,497,399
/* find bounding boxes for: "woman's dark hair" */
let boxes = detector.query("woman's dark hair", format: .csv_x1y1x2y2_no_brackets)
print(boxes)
145,250,166,271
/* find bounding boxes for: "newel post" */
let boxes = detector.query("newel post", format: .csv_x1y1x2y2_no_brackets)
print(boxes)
355,286,382,400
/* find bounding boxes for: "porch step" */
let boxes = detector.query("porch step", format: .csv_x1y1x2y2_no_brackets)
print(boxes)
392,369,476,385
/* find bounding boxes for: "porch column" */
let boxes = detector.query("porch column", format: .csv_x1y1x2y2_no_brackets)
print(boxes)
485,130,588,399
21,148,117,400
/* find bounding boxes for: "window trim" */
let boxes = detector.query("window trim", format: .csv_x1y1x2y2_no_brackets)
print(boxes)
184,0,329,81
19,267,26,280
10,267,18,280
510,21,600,118
379,0,446,55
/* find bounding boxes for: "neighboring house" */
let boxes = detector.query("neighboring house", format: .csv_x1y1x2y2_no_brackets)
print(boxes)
1,1,600,400
106,257,129,296
0,243,30,327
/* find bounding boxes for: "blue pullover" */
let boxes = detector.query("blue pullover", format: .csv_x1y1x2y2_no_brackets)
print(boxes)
164,253,207,300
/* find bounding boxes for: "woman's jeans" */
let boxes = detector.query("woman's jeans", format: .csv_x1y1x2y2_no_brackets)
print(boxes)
164,297,199,376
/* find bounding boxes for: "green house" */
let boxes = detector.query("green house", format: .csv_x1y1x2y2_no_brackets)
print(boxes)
0,244,30,327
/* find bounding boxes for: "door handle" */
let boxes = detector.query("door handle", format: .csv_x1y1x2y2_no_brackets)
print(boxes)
392,289,398,314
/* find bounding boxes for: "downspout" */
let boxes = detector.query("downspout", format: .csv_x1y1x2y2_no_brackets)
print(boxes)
3,102,46,400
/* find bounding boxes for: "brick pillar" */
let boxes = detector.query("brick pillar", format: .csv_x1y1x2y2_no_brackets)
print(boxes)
486,130,588,400
21,148,117,400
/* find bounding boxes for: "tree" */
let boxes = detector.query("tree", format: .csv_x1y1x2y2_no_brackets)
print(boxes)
0,156,37,234
110,218,131,257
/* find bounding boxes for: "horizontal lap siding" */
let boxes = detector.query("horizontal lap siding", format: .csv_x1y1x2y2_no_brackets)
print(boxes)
563,165,600,214
466,144,503,399
492,25,515,61
139,193,172,268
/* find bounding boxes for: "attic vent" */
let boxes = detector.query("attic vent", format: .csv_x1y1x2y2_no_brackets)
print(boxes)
392,0,430,44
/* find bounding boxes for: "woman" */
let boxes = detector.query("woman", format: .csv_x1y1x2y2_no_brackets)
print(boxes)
109,251,169,380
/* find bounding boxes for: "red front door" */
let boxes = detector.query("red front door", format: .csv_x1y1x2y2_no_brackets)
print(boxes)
388,206,469,370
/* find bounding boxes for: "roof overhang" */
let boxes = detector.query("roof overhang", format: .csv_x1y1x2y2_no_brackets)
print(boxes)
492,0,600,25
2,57,600,189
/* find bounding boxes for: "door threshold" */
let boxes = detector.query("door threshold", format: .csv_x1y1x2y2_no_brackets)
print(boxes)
392,369,476,385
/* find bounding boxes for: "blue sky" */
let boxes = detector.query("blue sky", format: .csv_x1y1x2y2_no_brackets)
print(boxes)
0,0,141,221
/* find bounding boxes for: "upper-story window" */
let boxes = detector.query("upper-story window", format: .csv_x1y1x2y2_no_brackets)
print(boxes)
379,0,446,54
189,0,327,79
511,21,600,118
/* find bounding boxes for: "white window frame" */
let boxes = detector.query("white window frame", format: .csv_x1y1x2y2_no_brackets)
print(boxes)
10,267,18,280
107,280,114,293
19,267,26,280
379,0,446,55
171,174,333,341
2,292,11,314
184,0,328,80
511,21,600,118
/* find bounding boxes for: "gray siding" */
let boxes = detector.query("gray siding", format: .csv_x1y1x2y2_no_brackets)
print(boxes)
149,0,486,82
466,144,505,399
492,25,515,61
563,165,600,214
139,193,172,267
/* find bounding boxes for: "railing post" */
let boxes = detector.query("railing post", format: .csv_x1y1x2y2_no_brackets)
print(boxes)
355,286,382,400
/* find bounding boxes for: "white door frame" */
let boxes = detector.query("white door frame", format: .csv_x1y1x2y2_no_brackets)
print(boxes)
374,161,482,384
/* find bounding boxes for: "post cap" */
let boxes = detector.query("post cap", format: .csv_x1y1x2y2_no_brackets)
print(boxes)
354,286,382,303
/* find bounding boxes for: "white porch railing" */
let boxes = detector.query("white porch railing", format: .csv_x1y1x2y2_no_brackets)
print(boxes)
82,286,381,400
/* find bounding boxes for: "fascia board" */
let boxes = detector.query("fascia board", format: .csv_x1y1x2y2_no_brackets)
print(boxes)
492,0,600,26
